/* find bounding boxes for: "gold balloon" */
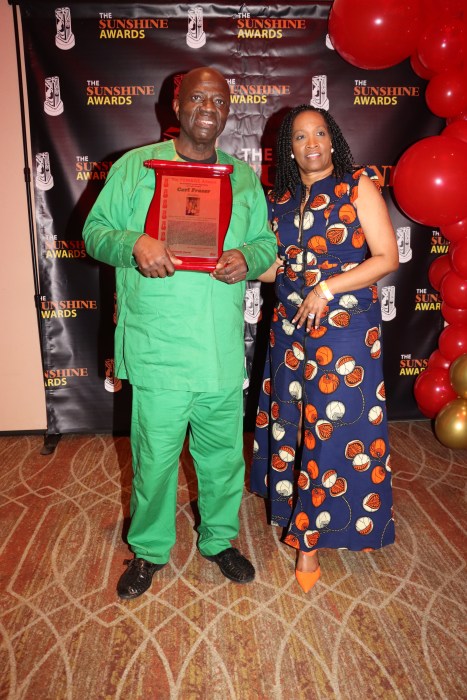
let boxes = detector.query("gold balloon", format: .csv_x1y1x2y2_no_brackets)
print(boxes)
449,353,467,399
435,398,467,449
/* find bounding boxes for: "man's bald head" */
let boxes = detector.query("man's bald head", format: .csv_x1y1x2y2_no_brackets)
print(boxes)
178,67,229,103
173,66,231,159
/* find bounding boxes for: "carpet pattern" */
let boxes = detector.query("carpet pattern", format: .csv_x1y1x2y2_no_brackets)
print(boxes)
0,421,466,699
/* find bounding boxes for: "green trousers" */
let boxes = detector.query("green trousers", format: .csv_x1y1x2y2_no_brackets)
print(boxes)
128,385,245,564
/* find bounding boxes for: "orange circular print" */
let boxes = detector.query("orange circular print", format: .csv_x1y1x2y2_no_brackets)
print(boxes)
295,511,310,530
316,345,333,366
339,203,357,224
318,373,340,394
307,235,328,254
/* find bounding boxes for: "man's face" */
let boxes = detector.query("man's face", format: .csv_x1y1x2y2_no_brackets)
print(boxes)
173,69,230,148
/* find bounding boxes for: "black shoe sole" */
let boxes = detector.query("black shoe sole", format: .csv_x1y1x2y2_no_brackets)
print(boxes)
117,590,147,600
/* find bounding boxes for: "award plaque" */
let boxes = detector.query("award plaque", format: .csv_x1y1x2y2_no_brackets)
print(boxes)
143,159,233,272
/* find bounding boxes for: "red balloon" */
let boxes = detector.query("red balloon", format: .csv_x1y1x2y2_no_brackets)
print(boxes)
440,270,467,309
439,324,467,361
410,52,434,80
439,0,467,18
417,19,466,73
427,348,452,370
328,0,422,70
442,120,467,144
414,368,458,418
425,0,466,21
441,302,467,325
441,218,467,243
392,136,467,226
446,111,467,125
425,69,467,119
428,254,451,291
450,236,467,277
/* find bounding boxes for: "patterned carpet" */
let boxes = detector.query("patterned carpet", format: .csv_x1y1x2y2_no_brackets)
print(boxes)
0,421,465,700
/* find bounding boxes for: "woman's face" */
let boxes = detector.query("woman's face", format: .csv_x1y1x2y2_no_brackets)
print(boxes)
291,110,334,183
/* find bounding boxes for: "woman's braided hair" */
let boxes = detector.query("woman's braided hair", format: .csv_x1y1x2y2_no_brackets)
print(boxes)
272,105,355,202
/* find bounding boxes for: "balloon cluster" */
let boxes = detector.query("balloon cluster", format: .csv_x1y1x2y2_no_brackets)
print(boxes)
329,0,467,448
415,354,467,448
415,242,467,447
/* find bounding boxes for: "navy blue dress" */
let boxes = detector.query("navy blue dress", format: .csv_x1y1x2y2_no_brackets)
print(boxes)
250,168,395,552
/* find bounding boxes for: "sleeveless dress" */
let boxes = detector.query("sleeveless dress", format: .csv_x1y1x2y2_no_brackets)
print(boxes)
250,168,395,552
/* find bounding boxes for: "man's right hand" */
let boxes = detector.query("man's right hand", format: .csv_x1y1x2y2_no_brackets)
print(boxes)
133,234,183,278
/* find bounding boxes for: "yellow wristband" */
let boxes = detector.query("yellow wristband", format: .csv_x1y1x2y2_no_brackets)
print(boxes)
318,280,334,301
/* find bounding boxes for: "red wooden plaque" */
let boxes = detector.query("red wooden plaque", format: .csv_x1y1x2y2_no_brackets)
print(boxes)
143,159,233,272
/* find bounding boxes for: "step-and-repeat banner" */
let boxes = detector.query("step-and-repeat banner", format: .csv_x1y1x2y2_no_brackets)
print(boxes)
17,1,445,433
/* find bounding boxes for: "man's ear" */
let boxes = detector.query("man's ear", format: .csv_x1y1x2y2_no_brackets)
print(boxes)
172,99,179,120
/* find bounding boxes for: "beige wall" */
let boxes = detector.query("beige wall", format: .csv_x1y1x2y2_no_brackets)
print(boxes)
0,0,46,431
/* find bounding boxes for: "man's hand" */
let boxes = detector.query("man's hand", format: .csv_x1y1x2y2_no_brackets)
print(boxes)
211,249,248,284
133,234,182,278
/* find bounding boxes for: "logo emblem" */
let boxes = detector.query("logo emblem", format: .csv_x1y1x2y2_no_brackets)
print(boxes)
310,75,329,110
381,285,396,321
186,6,206,48
55,7,75,50
244,284,262,324
44,77,64,116
243,357,250,390
35,153,54,191
396,226,412,263
105,359,122,393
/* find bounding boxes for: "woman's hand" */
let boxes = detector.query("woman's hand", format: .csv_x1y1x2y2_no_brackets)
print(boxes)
258,257,282,283
293,288,328,331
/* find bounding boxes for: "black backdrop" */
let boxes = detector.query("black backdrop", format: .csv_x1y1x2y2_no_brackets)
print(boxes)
16,1,445,433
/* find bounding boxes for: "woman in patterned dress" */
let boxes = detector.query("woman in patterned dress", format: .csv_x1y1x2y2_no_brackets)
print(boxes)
250,105,399,592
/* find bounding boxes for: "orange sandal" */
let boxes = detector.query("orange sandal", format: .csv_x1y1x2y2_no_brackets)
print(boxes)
295,551,321,593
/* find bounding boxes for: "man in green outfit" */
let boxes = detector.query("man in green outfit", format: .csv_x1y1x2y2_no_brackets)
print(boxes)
83,67,276,599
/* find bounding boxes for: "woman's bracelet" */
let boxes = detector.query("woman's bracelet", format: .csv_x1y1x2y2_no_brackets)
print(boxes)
314,280,334,301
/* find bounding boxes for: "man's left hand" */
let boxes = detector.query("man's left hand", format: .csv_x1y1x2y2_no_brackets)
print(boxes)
211,249,248,284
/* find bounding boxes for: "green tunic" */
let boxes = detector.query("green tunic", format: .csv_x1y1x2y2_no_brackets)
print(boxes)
83,140,276,391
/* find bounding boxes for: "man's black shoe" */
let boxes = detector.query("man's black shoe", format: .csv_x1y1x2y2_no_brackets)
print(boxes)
202,547,255,583
117,557,166,600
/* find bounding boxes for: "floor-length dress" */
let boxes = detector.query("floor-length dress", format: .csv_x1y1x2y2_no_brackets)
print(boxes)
250,168,395,552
